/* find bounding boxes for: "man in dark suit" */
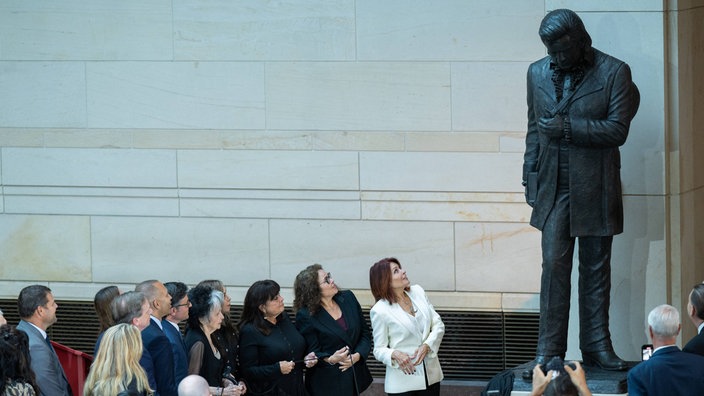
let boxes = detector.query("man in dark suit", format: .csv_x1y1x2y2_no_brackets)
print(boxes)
16,285,72,396
136,279,177,396
163,281,190,385
683,283,704,356
522,9,640,377
627,304,704,395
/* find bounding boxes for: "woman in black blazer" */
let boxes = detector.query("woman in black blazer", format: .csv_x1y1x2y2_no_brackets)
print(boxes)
293,264,373,396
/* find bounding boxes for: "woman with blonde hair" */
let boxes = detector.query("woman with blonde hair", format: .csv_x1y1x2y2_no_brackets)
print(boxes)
84,323,153,396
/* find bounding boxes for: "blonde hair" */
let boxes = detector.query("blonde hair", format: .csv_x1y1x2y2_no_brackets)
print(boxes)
83,323,153,396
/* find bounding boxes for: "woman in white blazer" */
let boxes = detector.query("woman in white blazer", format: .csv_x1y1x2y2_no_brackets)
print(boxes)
369,257,445,395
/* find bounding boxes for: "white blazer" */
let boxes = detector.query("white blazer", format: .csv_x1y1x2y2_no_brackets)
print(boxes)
370,284,445,393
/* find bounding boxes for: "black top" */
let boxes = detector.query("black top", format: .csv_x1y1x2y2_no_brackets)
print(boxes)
184,327,226,387
238,311,308,396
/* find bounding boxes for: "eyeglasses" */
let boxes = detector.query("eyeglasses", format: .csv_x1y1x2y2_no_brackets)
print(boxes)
320,272,333,285
173,301,190,308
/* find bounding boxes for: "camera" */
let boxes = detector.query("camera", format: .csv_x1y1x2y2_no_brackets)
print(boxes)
543,356,576,376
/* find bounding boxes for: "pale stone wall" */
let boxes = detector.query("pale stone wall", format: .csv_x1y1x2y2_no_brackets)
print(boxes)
0,0,689,361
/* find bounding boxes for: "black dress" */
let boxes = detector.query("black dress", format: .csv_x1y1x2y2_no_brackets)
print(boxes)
184,327,226,387
238,312,309,396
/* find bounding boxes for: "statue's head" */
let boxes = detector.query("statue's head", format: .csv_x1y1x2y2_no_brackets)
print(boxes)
539,9,592,70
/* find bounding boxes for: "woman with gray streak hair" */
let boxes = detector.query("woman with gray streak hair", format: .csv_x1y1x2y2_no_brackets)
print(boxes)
185,285,245,396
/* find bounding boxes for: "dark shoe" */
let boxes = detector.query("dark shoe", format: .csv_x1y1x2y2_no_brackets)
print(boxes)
521,355,558,381
582,350,628,371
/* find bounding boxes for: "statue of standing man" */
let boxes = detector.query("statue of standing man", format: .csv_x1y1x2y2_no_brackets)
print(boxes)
522,9,639,377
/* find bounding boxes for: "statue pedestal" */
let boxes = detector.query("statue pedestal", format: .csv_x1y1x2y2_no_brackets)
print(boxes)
510,361,636,395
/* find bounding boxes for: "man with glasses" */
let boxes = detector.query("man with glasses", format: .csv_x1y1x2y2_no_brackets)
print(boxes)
16,285,72,396
164,281,191,385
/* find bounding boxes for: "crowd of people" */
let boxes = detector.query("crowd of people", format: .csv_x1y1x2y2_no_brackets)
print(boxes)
0,257,446,396
3,263,704,396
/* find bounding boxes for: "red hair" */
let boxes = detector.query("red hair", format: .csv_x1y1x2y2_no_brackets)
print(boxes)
369,257,409,303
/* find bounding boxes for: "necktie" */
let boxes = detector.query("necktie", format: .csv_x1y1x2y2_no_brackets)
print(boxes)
45,334,55,352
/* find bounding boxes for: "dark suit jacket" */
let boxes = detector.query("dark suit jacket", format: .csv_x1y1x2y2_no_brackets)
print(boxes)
523,48,640,236
162,320,188,385
17,320,72,396
142,318,177,396
295,290,373,395
683,327,704,356
627,345,704,395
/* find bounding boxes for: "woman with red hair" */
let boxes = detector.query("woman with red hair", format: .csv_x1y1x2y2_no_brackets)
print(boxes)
369,257,445,396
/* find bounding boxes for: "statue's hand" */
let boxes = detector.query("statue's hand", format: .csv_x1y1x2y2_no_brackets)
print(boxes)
538,115,564,138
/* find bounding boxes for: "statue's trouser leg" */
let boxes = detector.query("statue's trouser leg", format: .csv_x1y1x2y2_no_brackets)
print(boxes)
578,236,614,353
537,190,574,358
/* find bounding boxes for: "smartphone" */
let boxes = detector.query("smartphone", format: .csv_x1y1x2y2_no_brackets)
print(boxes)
641,344,653,361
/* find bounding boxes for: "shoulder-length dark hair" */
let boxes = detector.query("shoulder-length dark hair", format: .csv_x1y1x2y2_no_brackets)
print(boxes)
293,264,335,315
94,285,120,332
369,257,409,304
238,280,281,336
0,325,39,394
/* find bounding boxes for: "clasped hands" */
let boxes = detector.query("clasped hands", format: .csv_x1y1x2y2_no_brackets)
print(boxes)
538,114,565,139
326,345,360,372
391,344,431,375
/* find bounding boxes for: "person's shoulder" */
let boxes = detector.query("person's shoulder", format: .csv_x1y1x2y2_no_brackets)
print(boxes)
409,284,425,295
338,289,359,303
296,306,311,317
239,322,259,336
16,320,32,332
627,359,650,378
591,48,629,69
675,347,704,363
370,299,389,313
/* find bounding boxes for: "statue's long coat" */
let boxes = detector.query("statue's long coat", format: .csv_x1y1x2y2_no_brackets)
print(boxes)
523,48,640,237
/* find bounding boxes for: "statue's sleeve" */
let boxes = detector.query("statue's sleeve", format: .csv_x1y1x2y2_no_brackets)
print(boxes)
570,62,639,148
523,65,539,182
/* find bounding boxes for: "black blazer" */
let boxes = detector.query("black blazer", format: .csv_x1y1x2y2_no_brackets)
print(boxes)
683,327,704,356
295,290,373,396
141,318,177,396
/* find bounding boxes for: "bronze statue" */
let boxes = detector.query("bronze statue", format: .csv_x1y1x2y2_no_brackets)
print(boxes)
522,9,639,378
